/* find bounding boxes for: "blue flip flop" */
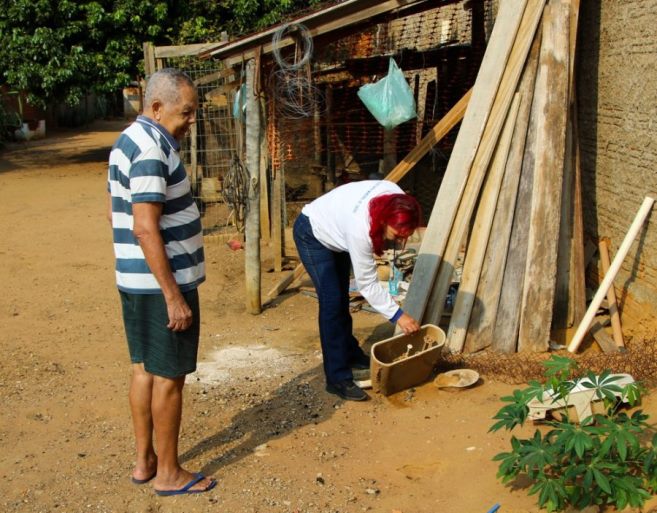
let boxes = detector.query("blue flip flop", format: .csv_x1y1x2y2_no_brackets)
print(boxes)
155,473,217,496
131,472,156,485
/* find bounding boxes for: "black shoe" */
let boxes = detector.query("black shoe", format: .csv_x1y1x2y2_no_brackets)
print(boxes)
326,379,369,401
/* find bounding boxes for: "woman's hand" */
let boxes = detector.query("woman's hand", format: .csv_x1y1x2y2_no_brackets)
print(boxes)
396,313,420,335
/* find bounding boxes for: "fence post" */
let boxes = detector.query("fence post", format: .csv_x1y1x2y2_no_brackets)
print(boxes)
245,59,262,314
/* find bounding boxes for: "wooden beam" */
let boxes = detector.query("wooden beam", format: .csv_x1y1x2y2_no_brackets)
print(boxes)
154,42,228,59
143,42,156,77
403,0,531,325
568,196,655,353
448,93,521,353
517,0,570,352
265,263,306,302
422,0,546,329
599,238,625,348
465,33,540,353
244,60,262,314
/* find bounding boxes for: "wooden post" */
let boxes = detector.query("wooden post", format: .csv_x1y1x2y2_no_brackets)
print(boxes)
272,161,284,273
517,0,570,352
325,85,335,185
568,197,655,353
143,42,156,77
244,59,262,314
599,239,625,348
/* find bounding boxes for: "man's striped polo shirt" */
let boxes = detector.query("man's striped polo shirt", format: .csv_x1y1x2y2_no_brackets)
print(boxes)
108,115,205,294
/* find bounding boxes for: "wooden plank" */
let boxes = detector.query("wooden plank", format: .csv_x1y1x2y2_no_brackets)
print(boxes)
448,94,521,353
154,42,227,59
244,60,262,314
194,68,236,87
517,0,570,352
403,0,531,325
272,162,284,273
568,100,586,326
422,0,546,329
143,42,156,77
265,88,471,302
566,0,586,327
553,0,583,329
568,196,655,353
590,319,619,354
599,239,625,348
465,33,541,353
265,264,307,302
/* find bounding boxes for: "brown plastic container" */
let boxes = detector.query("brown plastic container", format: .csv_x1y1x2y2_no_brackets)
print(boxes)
370,324,446,396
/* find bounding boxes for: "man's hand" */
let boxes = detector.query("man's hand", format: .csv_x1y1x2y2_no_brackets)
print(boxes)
396,312,420,335
166,295,193,331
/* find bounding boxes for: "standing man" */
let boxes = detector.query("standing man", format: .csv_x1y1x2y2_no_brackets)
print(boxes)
108,68,216,496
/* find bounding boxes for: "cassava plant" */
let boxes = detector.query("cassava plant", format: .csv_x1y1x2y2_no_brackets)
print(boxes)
490,355,657,512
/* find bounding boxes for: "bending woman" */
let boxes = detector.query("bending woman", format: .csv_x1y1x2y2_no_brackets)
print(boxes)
293,180,422,401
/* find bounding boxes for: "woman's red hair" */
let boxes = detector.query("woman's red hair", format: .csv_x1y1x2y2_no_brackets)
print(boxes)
368,193,422,256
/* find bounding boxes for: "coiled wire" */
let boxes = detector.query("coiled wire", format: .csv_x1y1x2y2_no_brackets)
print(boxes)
223,154,249,231
271,23,323,119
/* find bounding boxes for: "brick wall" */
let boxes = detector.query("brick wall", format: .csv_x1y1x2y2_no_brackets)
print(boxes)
577,0,657,331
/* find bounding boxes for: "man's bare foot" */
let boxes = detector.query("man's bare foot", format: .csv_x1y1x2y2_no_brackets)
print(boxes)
153,468,216,495
131,455,158,484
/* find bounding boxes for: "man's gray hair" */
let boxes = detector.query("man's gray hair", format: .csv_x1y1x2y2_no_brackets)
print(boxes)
144,68,195,106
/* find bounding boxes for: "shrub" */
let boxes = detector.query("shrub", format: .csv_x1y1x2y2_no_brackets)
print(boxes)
490,355,657,512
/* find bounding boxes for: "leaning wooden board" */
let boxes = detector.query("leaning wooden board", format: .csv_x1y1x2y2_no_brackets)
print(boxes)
517,0,570,352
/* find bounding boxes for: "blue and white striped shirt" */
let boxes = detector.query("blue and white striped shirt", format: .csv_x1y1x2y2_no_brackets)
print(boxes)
108,115,205,294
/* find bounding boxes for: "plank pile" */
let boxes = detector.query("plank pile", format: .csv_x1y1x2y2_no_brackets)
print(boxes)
404,0,586,353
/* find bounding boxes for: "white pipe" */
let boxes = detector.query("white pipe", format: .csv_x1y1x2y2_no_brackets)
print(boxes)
568,196,655,352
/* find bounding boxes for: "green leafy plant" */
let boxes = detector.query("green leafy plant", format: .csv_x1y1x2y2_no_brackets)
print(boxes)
490,355,657,512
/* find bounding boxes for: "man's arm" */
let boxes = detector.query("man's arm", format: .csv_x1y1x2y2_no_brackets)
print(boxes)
132,202,192,332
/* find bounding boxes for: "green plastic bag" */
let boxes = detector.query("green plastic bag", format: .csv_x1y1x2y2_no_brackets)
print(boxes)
357,58,417,130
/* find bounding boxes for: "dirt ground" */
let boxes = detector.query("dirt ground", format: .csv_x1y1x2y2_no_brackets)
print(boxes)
2,121,657,513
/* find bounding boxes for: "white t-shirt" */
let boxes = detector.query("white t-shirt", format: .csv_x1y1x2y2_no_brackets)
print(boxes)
302,180,403,319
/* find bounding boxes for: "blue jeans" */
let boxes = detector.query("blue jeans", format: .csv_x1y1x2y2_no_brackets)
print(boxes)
293,214,368,384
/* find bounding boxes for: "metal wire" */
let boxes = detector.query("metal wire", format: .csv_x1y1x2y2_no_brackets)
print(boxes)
270,23,323,119
223,154,249,231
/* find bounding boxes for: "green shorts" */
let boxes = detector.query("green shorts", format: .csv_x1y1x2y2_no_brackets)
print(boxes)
120,289,200,378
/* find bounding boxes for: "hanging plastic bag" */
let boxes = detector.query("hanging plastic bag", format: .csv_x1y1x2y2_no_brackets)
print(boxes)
232,84,247,120
357,58,417,130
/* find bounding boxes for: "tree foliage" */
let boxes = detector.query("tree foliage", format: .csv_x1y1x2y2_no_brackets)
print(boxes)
0,0,320,108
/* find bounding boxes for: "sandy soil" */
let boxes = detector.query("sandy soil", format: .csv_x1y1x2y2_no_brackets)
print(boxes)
1,121,657,513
